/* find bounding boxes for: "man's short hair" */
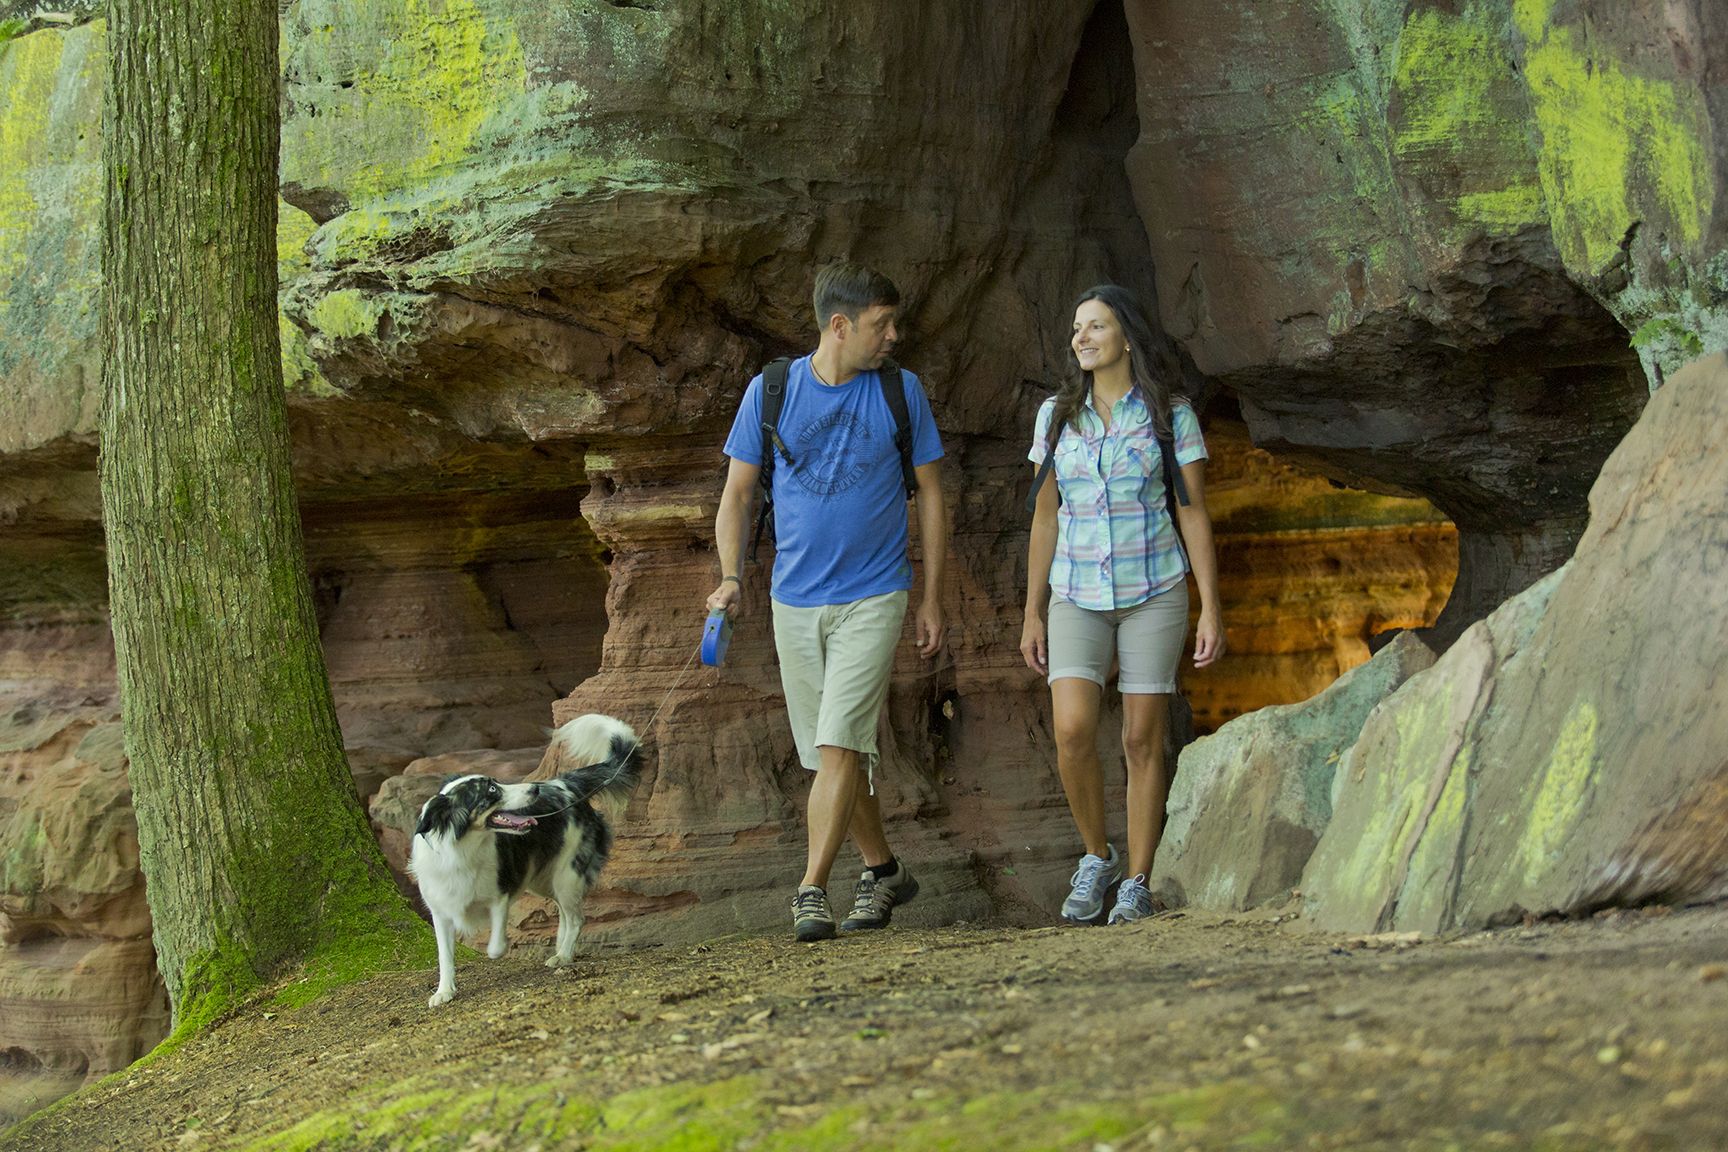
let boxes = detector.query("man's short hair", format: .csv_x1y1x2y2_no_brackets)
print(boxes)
813,261,900,330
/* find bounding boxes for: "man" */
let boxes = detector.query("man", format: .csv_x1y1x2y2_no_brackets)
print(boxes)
707,261,947,942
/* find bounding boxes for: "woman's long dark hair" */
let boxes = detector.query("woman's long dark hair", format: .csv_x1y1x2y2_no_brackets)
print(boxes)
1044,284,1181,456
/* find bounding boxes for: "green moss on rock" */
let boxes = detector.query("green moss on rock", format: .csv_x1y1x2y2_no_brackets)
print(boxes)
1392,5,1544,234
307,287,387,340
0,19,103,436
282,0,527,204
1513,0,1714,276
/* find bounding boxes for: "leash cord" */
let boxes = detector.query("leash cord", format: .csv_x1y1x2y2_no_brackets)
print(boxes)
622,640,704,765
514,640,703,820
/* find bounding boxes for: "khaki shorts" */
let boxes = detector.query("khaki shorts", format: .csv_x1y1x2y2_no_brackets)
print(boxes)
772,590,907,788
1048,582,1189,694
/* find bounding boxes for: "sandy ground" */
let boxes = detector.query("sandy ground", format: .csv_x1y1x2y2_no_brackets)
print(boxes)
5,904,1728,1151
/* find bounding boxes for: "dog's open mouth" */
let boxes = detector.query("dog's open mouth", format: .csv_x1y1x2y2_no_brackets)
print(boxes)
485,812,537,835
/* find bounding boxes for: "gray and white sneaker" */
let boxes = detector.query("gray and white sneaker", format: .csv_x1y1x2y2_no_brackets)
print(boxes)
791,885,836,942
841,864,920,931
1061,845,1122,923
1108,873,1156,924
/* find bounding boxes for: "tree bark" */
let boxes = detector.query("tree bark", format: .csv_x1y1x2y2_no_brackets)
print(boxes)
100,0,424,1034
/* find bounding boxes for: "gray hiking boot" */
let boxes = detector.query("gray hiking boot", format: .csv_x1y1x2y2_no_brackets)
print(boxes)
1061,845,1122,923
1108,873,1156,924
791,885,836,942
841,864,919,931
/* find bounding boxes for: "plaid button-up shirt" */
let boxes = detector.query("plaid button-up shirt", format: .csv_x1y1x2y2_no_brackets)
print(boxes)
1030,389,1208,611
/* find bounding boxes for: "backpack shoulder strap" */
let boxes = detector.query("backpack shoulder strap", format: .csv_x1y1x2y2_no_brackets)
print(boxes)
877,360,917,498
748,357,794,562
1159,433,1191,508
1026,398,1064,515
1160,402,1192,508
759,357,792,479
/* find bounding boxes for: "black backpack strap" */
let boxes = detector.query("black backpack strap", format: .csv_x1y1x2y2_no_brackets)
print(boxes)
1026,399,1065,515
1159,432,1191,509
1026,453,1055,515
878,360,917,499
748,357,793,562
1160,416,1193,568
758,357,792,475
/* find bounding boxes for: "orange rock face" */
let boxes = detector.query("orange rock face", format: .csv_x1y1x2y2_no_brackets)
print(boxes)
1188,420,1457,731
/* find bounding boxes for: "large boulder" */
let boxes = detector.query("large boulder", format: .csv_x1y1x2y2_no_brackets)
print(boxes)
1152,630,1436,912
1299,566,1566,931
1302,352,1728,932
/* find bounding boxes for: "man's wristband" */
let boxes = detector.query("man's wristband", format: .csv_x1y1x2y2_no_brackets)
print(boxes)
721,575,741,586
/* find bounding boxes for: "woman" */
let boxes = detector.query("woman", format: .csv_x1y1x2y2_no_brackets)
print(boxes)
1020,285,1224,924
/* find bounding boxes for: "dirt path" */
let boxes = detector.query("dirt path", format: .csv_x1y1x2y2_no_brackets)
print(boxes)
6,906,1728,1151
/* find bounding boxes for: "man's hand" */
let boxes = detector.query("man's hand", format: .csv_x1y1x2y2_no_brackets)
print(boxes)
1020,612,1047,676
706,578,743,618
915,595,944,658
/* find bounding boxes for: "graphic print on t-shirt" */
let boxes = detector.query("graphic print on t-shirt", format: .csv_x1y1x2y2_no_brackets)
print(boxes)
792,411,874,498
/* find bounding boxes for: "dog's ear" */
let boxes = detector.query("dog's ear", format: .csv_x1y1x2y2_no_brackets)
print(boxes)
415,793,449,837
416,793,470,838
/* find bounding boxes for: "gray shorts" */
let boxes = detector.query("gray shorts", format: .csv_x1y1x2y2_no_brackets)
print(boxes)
1048,582,1189,694
771,590,908,786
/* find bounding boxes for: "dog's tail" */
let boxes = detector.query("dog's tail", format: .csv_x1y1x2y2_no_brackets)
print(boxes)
541,713,641,817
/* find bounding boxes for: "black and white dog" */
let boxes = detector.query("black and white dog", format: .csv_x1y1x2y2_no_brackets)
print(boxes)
409,713,641,1007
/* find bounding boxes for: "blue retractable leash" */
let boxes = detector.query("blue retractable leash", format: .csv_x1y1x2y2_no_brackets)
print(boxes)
700,608,734,667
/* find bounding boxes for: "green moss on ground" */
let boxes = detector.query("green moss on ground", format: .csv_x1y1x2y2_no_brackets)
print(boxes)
239,1072,1291,1152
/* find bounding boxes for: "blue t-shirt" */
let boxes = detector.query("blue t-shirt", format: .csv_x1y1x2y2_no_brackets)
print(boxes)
723,356,944,608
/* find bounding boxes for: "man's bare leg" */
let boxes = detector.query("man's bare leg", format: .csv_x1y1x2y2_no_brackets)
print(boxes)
801,744,864,890
848,785,894,870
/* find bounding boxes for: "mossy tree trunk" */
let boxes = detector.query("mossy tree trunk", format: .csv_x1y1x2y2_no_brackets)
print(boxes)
100,0,426,1036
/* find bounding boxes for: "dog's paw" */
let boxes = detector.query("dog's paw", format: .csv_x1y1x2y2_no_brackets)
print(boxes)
428,986,456,1008
487,942,508,960
544,952,572,970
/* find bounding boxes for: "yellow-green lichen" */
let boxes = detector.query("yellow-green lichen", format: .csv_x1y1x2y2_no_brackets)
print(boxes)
282,0,528,205
1457,184,1546,229
276,200,317,279
1518,698,1599,886
307,287,386,341
0,813,47,899
1392,5,1545,233
1513,0,1715,274
0,28,69,312
0,20,103,446
278,315,334,395
1396,744,1473,923
275,201,336,395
